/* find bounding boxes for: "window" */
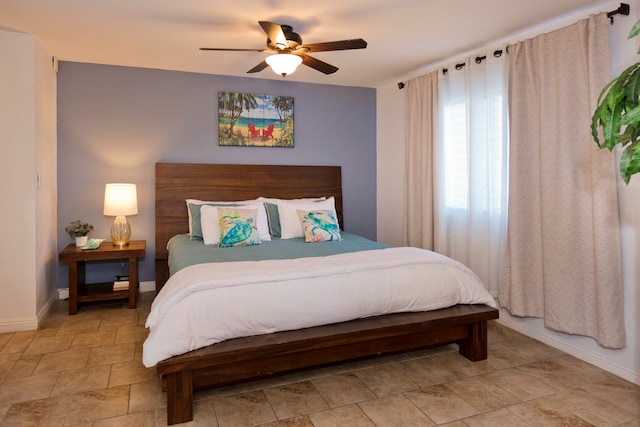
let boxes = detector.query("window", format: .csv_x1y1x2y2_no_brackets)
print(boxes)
436,55,508,296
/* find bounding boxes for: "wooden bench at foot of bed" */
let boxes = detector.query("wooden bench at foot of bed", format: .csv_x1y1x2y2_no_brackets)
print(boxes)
157,303,499,425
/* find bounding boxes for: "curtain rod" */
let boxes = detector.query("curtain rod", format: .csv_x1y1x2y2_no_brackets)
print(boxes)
397,3,630,89
441,49,505,76
607,2,629,24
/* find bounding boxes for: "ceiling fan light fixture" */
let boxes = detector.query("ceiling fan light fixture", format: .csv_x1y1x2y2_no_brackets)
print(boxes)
265,53,302,77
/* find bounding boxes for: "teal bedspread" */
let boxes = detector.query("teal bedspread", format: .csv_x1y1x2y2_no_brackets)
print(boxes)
167,232,390,276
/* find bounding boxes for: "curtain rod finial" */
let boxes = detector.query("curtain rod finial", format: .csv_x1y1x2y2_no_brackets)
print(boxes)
608,2,630,24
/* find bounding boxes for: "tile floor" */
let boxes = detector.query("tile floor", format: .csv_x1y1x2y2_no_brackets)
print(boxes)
0,292,639,426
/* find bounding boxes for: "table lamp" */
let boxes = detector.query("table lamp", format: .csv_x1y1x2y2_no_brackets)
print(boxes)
104,183,138,248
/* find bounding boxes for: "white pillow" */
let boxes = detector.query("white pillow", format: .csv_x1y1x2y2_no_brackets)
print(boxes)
186,198,258,238
257,196,327,237
277,197,339,239
257,196,326,205
201,202,271,245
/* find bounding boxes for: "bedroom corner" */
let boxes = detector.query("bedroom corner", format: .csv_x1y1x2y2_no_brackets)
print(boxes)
377,0,640,385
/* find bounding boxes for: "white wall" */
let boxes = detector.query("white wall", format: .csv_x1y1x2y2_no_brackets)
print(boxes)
377,0,640,384
0,29,37,330
0,29,57,332
376,83,405,247
34,41,58,321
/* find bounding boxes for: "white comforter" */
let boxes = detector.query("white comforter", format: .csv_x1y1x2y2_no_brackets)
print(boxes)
143,247,496,367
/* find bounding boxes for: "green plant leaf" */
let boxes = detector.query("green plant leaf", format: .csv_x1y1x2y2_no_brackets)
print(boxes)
604,77,627,111
591,28,640,184
620,141,640,184
624,64,640,102
621,104,640,125
601,103,624,151
591,114,602,145
629,19,640,39
618,125,634,145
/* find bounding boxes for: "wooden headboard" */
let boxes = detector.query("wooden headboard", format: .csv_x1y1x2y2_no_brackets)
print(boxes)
155,163,343,290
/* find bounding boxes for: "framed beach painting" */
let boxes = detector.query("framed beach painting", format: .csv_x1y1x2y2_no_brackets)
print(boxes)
218,92,294,147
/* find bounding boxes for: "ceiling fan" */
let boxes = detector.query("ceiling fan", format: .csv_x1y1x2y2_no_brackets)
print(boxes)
200,21,367,77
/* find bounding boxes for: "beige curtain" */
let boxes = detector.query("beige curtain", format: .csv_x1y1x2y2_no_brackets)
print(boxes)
500,13,625,348
404,71,439,249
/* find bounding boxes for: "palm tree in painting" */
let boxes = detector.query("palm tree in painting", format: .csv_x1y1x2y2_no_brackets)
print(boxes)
218,92,259,138
270,96,293,122
270,96,294,147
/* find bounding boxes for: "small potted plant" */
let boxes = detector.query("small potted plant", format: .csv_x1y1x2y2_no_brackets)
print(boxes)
65,220,94,247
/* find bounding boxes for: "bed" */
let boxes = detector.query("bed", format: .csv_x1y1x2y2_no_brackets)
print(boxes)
151,162,499,425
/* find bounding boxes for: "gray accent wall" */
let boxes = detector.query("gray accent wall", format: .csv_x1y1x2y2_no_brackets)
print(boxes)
57,62,376,287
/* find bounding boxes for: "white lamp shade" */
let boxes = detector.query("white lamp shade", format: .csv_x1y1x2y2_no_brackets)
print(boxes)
265,54,302,76
104,183,138,216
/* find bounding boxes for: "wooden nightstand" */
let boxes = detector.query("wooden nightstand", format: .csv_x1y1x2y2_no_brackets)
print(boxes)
59,240,146,315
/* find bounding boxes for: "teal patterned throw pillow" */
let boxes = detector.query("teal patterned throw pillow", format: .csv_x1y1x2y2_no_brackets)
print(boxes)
218,208,261,247
297,209,342,242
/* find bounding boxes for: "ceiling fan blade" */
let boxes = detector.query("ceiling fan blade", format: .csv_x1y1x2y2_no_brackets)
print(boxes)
200,47,267,52
247,60,269,74
259,21,287,49
300,54,338,75
300,39,367,52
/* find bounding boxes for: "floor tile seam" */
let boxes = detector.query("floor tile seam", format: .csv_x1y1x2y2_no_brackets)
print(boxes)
308,377,333,412
262,383,325,421
511,361,568,390
213,389,278,424
48,364,114,399
583,381,640,416
493,340,563,360
419,380,499,414
449,386,525,417
125,383,133,417
0,371,60,408
357,392,439,426
458,405,535,426
352,371,421,399
565,385,640,420
23,343,75,358
402,386,477,425
0,332,16,344
304,384,464,424
490,341,537,365
35,348,92,375
434,381,513,415
480,365,562,403
298,402,376,426
1,363,57,384
2,354,26,382
459,367,536,406
0,344,33,356
503,389,606,425
503,405,535,426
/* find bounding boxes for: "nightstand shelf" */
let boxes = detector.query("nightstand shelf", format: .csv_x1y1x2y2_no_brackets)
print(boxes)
77,282,129,300
59,240,146,315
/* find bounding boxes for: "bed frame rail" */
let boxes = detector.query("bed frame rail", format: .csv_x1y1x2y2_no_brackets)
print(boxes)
157,304,498,425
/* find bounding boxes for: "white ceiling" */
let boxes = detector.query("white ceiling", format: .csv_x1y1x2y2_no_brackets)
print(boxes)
0,0,615,87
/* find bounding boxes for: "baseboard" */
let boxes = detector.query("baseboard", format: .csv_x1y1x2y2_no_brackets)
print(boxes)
0,316,38,333
58,281,156,300
0,290,59,333
496,311,640,386
140,281,155,293
38,291,58,325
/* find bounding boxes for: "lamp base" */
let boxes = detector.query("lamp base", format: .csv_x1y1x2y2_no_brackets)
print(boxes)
111,215,131,248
